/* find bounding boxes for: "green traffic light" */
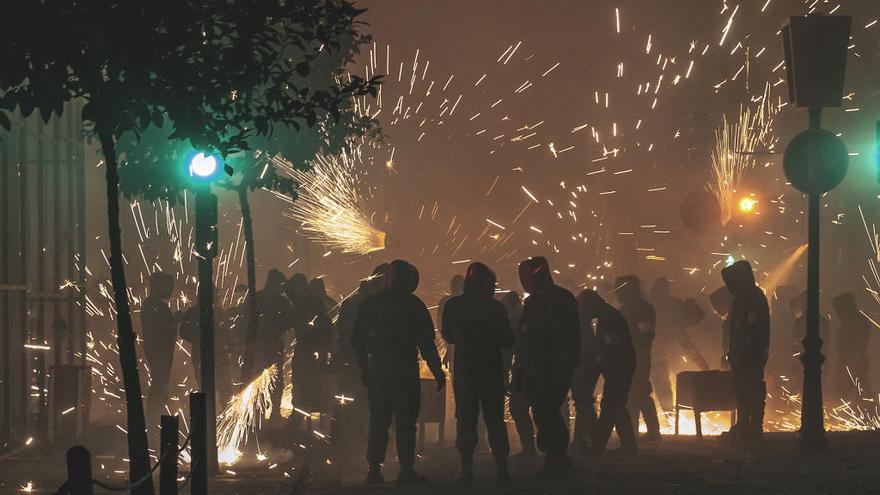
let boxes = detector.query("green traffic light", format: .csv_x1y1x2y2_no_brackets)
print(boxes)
185,150,224,183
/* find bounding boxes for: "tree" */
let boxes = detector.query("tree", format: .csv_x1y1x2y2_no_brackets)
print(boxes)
0,2,377,492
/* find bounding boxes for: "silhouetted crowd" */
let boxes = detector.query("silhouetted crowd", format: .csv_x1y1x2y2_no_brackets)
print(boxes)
138,255,873,485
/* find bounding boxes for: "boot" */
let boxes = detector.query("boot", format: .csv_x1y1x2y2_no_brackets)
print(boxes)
366,464,384,484
496,457,511,484
457,453,474,484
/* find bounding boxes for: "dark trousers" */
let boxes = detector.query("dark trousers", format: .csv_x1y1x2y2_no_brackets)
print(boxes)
366,357,421,470
508,382,534,448
627,372,661,436
145,355,172,426
733,363,766,433
454,379,510,459
571,364,600,446
596,370,636,451
268,349,285,420
526,369,573,457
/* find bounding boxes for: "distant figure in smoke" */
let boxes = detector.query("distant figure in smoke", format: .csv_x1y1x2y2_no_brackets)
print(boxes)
616,275,661,442
578,290,637,454
500,291,535,458
141,271,178,425
309,277,338,318
442,262,514,484
649,278,709,412
352,260,445,485
722,260,770,438
255,269,293,421
337,263,391,442
790,290,830,397
439,274,465,368
832,293,871,399
571,289,601,452
709,286,734,369
512,257,580,475
285,273,332,424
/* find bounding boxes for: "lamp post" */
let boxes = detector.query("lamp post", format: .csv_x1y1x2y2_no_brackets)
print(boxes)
186,151,223,473
780,12,851,451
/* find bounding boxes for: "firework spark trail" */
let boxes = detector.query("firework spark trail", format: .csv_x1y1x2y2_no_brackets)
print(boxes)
216,364,277,465
271,152,387,255
709,83,777,225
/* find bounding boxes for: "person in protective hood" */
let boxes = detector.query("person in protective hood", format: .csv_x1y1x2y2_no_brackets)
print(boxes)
511,257,580,474
721,260,770,438
141,271,179,426
337,264,391,445
442,262,514,484
616,275,662,442
578,290,638,454
352,260,445,485
571,289,601,452
832,293,871,400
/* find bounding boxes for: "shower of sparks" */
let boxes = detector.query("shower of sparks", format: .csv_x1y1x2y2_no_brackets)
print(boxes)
272,151,387,255
216,364,277,465
709,83,777,225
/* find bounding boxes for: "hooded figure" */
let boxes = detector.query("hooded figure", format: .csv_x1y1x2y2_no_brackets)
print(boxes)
832,293,871,399
141,271,178,425
570,289,602,451
255,269,294,420
309,277,338,318
579,290,637,454
352,260,445,485
336,264,391,446
284,273,332,425
511,257,580,473
616,275,661,442
721,260,770,438
441,262,514,484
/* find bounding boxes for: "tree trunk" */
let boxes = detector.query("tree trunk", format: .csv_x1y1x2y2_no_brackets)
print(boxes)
97,128,155,495
238,187,260,385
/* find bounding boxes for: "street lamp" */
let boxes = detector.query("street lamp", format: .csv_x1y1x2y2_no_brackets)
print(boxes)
780,12,851,451
184,150,225,481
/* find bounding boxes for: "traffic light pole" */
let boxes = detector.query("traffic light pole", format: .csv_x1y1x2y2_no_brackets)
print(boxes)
195,186,219,473
799,107,827,450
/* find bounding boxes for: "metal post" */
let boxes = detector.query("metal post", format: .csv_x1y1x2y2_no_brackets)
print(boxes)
799,107,827,450
190,392,207,495
1,117,9,445
160,415,179,495
66,445,94,495
195,187,218,474
36,119,47,437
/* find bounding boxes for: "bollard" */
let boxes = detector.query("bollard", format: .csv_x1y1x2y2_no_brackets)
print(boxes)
66,445,93,495
160,415,179,495
190,392,207,495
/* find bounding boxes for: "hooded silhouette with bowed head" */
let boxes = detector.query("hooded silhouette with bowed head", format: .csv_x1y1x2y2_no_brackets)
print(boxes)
309,277,338,317
571,289,602,451
832,293,871,399
512,256,580,473
352,260,444,485
336,263,391,445
616,275,662,442
721,260,770,438
578,290,638,454
442,262,514,484
141,271,178,425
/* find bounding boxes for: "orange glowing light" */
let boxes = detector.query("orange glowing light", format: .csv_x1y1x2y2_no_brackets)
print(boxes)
738,196,757,213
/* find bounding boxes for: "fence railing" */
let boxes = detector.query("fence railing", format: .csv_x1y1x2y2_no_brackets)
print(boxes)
54,392,207,495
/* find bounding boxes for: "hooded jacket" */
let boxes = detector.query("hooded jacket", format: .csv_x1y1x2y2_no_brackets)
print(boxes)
351,260,443,376
721,261,770,368
441,263,514,387
514,257,581,376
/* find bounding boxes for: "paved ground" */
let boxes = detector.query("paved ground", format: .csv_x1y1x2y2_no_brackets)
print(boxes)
3,430,880,494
